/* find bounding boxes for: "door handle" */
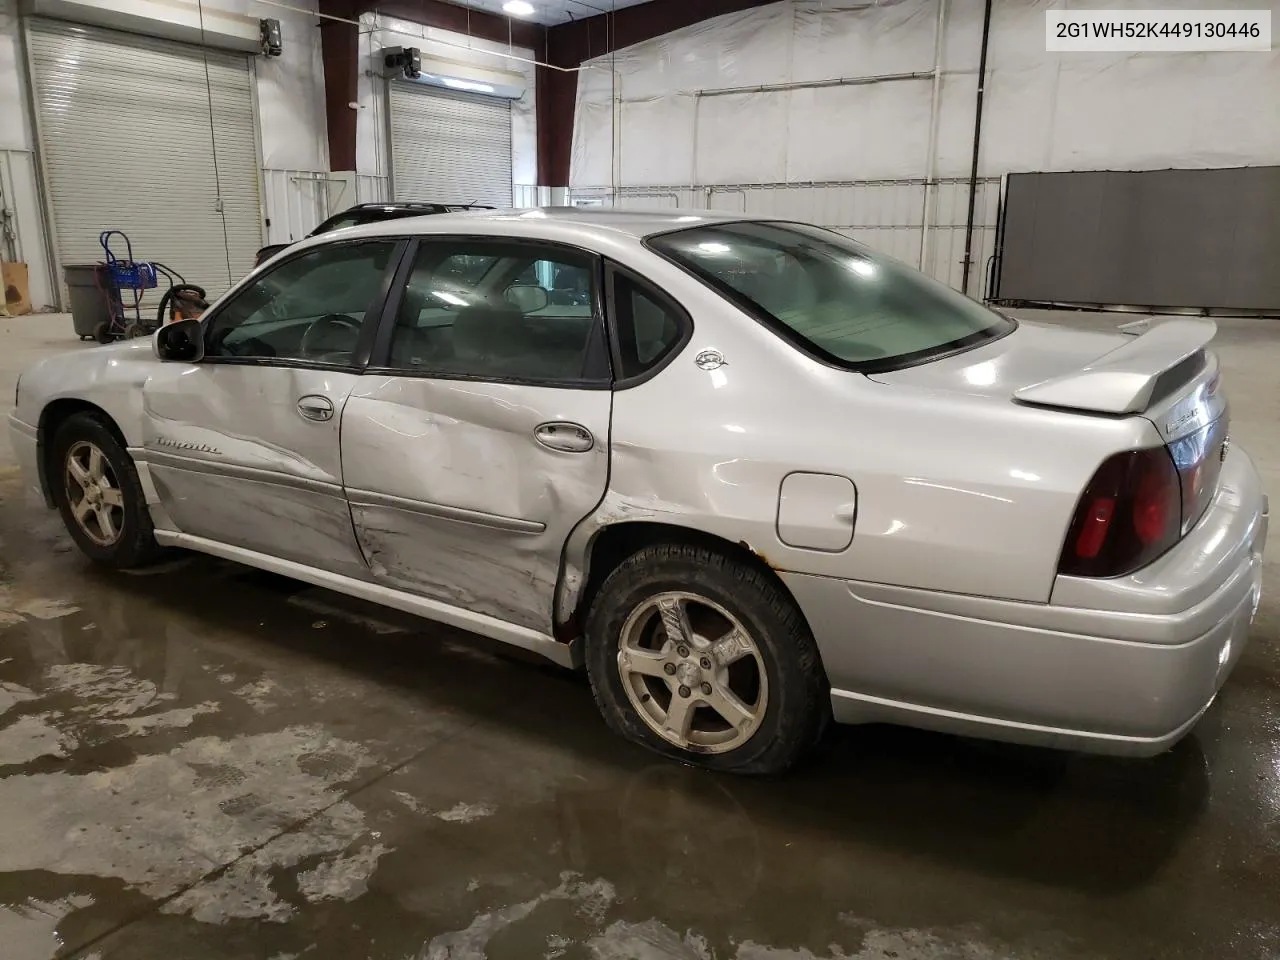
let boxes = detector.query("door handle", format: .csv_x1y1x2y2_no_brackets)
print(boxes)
297,395,334,422
534,421,594,453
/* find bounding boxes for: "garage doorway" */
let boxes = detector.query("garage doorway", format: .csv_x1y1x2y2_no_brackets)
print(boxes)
388,81,513,208
26,19,263,304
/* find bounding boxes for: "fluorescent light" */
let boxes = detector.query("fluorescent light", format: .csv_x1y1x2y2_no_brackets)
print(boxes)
848,258,877,278
503,0,534,16
697,242,731,254
441,77,495,94
433,290,467,306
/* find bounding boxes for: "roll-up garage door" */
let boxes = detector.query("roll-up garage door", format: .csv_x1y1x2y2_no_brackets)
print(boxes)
27,19,262,303
389,81,513,207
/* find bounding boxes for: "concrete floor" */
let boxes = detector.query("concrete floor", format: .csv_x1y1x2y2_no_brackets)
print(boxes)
0,311,1277,960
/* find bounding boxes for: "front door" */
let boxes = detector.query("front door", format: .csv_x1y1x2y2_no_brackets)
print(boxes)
140,238,403,578
341,237,612,632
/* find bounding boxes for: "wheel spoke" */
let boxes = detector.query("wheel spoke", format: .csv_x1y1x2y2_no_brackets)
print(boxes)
66,457,91,490
95,505,119,541
72,497,94,522
711,628,754,668
100,485,123,508
87,446,105,482
664,691,696,741
620,647,670,679
655,596,692,648
706,684,754,730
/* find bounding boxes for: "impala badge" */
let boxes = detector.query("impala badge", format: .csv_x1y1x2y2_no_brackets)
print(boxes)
155,436,222,456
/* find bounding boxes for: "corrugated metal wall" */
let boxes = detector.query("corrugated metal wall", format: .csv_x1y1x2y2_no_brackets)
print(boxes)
260,172,394,245
357,175,390,204
568,178,1002,298
261,170,330,246
0,148,54,310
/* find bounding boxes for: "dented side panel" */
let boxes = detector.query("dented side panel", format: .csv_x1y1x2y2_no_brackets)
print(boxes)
342,376,611,633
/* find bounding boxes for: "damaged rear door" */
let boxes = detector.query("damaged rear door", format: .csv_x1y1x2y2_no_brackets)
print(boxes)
341,237,612,633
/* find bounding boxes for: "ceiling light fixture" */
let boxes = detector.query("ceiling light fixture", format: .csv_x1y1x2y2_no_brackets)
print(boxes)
503,0,535,16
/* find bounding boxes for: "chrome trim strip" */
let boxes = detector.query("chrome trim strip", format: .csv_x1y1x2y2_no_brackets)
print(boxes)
133,448,345,499
347,488,546,534
152,530,577,668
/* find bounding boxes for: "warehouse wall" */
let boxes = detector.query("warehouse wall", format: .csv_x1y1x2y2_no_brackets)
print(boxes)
0,0,328,308
569,0,1280,295
353,12,538,202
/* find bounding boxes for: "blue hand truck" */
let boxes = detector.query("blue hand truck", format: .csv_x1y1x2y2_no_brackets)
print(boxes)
93,230,172,343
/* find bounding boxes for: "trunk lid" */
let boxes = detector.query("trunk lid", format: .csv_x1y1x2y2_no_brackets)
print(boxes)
870,317,1229,538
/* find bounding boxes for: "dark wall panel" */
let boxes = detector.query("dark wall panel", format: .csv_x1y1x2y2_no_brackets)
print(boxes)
995,167,1280,313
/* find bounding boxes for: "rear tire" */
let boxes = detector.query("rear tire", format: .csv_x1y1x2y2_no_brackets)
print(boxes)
51,412,162,569
584,543,829,775
93,321,113,344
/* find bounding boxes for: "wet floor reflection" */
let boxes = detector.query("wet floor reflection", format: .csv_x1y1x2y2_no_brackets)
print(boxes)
0,484,1277,959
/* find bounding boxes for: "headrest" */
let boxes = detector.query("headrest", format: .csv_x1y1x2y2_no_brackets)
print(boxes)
453,302,529,360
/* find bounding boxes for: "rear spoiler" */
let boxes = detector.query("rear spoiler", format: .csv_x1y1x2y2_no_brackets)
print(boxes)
1013,319,1217,415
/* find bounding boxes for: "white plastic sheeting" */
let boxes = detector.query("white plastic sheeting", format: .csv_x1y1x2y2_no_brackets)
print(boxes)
570,0,1280,290
573,0,1280,185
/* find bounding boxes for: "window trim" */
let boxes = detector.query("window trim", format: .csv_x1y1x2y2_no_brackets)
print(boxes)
643,220,1016,376
363,234,613,391
603,259,694,390
197,237,411,373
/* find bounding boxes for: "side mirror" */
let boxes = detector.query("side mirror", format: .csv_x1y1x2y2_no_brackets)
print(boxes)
154,318,204,362
504,283,550,313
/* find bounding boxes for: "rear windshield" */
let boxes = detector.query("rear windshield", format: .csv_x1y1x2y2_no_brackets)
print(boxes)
648,221,1014,371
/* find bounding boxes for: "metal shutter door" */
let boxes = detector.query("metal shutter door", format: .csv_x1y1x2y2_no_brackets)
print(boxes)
28,20,262,303
389,82,513,207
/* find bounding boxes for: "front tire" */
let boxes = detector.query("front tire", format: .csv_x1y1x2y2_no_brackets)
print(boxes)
584,543,828,775
51,413,161,569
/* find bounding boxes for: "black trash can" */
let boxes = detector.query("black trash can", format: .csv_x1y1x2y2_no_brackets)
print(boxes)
63,265,121,341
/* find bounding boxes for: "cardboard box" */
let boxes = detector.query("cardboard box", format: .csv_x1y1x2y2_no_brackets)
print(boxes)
1,261,31,317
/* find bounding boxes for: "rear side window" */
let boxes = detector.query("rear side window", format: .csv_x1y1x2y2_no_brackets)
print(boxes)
609,270,688,381
383,239,608,385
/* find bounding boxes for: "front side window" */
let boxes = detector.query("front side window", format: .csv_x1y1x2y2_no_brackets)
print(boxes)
385,240,605,384
205,241,397,364
648,221,1014,371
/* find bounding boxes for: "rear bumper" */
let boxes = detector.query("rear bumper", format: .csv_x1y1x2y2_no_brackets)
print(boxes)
783,446,1268,756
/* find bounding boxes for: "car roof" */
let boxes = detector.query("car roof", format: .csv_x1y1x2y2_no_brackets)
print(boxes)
328,207,759,243
343,202,494,211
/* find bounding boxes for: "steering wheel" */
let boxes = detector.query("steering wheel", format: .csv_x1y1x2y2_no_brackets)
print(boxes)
299,313,362,360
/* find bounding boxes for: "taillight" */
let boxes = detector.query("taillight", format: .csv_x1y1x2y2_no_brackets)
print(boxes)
1059,448,1182,578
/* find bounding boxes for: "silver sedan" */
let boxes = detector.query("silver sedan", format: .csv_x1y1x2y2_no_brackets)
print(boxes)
9,209,1268,774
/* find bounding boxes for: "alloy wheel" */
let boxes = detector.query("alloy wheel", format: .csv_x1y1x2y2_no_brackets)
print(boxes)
616,591,769,754
64,440,125,547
